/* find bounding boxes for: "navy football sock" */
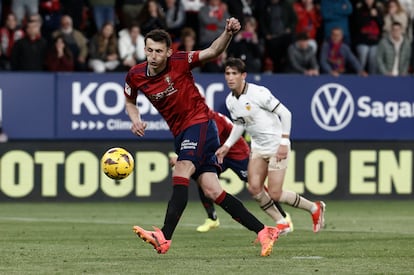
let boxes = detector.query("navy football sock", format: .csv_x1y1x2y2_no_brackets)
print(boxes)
215,191,264,233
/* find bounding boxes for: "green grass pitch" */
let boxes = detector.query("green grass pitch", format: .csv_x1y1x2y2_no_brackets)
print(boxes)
1,200,413,274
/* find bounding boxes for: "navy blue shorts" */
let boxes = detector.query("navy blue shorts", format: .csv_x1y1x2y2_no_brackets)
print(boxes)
221,156,249,182
175,120,221,180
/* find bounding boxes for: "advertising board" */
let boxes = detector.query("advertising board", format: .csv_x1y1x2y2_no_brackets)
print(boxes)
1,73,413,140
0,141,412,201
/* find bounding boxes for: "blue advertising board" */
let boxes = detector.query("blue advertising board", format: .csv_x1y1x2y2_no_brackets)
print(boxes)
0,73,55,139
250,75,414,140
55,73,173,139
0,73,413,140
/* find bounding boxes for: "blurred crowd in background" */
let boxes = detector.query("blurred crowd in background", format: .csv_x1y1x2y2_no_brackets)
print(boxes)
0,0,413,76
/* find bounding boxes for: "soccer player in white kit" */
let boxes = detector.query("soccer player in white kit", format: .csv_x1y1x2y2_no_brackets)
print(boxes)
216,57,326,233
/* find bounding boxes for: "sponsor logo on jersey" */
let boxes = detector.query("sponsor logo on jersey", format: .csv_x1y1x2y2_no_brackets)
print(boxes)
147,77,178,101
181,139,198,150
188,51,195,63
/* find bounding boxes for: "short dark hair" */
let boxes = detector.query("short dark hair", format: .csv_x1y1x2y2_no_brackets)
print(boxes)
145,29,172,48
224,57,246,73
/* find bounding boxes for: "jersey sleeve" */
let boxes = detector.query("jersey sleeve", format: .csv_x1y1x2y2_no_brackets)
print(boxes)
171,51,202,72
185,50,202,69
256,86,280,112
124,70,138,100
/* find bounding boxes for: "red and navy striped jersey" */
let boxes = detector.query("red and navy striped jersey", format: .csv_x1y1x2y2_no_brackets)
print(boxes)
124,51,211,136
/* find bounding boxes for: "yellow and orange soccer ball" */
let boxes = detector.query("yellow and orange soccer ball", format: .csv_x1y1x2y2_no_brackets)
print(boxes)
101,147,134,180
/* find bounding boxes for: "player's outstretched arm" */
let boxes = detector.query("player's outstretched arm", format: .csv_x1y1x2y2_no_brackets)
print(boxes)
199,17,241,63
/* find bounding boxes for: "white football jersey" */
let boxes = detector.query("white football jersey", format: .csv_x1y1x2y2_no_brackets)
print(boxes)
225,82,284,152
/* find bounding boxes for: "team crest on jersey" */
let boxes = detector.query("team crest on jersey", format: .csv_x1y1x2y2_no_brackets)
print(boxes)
245,102,251,111
165,75,171,85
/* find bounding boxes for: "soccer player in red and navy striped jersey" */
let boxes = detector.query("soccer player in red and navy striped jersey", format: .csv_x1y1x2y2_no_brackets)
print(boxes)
124,18,279,256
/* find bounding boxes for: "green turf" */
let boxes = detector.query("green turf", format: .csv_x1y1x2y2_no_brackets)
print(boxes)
0,200,413,274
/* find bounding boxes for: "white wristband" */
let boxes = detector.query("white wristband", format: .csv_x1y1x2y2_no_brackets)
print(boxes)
280,138,290,146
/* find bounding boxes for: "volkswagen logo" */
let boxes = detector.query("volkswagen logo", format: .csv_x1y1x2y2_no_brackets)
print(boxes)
311,83,354,131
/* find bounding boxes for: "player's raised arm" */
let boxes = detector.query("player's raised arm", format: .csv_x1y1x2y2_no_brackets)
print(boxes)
198,17,241,63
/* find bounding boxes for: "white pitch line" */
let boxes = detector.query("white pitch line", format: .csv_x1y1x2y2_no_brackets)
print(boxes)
292,256,324,260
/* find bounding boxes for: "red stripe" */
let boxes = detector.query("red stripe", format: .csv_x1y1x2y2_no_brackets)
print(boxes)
172,176,190,186
214,191,227,204
197,122,208,158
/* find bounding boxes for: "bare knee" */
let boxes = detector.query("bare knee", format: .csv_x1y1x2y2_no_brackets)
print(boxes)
173,160,195,178
267,187,282,201
202,188,221,201
198,173,223,201
247,182,263,196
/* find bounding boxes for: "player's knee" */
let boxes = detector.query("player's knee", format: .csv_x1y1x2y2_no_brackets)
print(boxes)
266,187,282,201
247,183,262,196
200,182,223,201
174,160,195,177
205,187,223,200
